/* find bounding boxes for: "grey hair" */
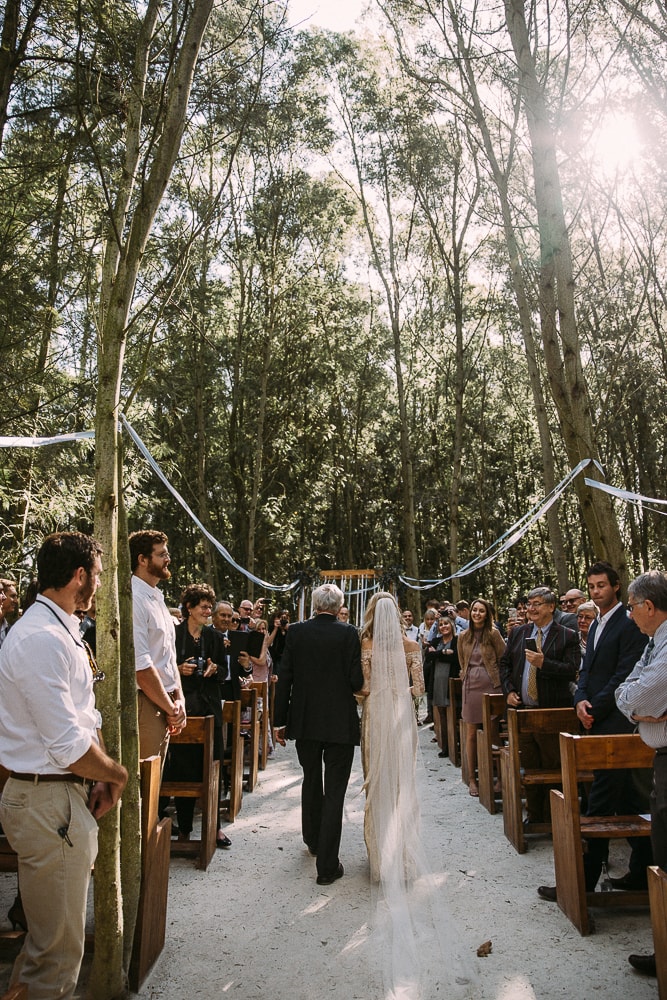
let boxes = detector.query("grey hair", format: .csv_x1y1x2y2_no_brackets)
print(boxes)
528,586,556,607
576,600,597,616
312,583,345,614
628,571,667,613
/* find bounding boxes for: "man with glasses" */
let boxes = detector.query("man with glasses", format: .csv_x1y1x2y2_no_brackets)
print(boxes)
539,561,650,902
237,600,255,631
500,587,580,825
616,570,667,978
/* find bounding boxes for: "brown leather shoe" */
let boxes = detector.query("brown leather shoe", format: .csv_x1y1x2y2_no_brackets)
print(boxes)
628,953,656,976
537,885,557,902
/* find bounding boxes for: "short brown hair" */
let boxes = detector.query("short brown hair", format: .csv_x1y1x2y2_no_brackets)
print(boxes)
129,530,168,571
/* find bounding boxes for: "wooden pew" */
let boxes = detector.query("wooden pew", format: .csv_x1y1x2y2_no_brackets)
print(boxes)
160,715,220,871
500,707,582,854
550,732,654,935
240,686,260,792
477,693,506,814
129,755,171,991
251,679,270,771
446,677,463,768
648,866,667,1000
221,700,243,822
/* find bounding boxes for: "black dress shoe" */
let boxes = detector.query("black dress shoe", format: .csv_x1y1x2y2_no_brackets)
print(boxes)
306,844,317,856
316,862,344,885
216,834,232,849
537,885,557,902
609,872,648,891
438,750,448,758
628,953,656,976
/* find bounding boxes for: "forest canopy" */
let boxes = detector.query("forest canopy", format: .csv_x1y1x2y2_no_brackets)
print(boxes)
1,0,666,611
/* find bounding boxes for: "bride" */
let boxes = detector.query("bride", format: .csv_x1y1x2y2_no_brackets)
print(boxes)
357,592,424,881
356,591,475,1000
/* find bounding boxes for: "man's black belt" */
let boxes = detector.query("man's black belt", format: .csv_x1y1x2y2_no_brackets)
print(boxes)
656,747,667,756
9,772,87,784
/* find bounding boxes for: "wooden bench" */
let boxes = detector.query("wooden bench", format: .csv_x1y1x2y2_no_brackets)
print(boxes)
500,707,582,854
251,680,270,770
477,693,506,814
160,715,220,871
551,732,654,934
240,686,259,792
221,700,243,822
648,866,667,1000
129,755,171,991
446,677,463,769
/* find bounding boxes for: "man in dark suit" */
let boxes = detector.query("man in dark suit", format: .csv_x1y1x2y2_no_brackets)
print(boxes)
538,561,651,902
274,584,363,885
500,587,580,822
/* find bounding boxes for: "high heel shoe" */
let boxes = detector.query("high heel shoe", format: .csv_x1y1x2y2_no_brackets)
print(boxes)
8,894,27,932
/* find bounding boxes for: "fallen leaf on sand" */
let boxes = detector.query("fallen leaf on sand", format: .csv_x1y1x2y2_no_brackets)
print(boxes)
477,940,493,957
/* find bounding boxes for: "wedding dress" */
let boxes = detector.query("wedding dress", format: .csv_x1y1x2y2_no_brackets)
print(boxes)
358,598,476,1000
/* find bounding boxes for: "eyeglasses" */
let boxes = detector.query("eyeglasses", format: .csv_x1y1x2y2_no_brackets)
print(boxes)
561,599,577,607
526,601,546,610
627,600,645,612
231,617,240,623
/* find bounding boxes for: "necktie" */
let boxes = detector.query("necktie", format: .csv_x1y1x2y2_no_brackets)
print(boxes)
527,627,543,701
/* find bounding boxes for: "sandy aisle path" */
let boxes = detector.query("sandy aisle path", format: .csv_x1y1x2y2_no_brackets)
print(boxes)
135,728,657,1000
0,726,656,998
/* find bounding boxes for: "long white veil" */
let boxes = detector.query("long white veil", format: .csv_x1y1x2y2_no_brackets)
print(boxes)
363,597,477,1000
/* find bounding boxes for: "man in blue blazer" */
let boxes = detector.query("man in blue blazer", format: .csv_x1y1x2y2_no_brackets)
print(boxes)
539,561,650,901
274,584,363,885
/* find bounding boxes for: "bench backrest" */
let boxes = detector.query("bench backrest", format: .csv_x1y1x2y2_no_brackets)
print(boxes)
559,731,655,807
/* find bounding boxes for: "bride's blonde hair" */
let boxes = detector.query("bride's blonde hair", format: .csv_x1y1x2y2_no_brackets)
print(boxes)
360,591,405,642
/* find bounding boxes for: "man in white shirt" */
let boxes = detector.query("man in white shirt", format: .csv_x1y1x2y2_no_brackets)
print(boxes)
0,532,127,1000
402,609,419,641
129,530,186,762
616,570,667,977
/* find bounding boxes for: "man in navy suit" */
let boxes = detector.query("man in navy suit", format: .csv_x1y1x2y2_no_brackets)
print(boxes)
500,587,580,822
539,561,650,901
274,584,363,885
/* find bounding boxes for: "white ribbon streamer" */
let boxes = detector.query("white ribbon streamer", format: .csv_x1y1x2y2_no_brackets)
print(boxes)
0,430,95,447
400,458,603,590
120,415,300,593
584,478,667,517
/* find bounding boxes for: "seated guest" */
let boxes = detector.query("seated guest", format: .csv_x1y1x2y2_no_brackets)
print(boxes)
499,587,580,823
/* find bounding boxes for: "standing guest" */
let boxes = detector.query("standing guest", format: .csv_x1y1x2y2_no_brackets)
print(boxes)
170,583,231,849
455,600,470,633
426,615,460,757
210,601,253,700
417,609,438,725
402,609,419,641
575,600,597,655
560,588,587,614
458,598,506,797
273,584,363,885
616,570,667,978
539,560,650,903
0,532,127,1000
499,587,579,822
130,530,186,764
337,605,350,623
0,583,5,648
237,600,255,630
0,579,18,647
267,609,290,675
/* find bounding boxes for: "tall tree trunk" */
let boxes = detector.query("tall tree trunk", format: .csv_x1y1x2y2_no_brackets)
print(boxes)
504,0,628,584
90,3,214,994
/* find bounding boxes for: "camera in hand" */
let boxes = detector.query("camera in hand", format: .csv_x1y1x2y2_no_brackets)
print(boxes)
280,616,288,627
189,656,207,676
